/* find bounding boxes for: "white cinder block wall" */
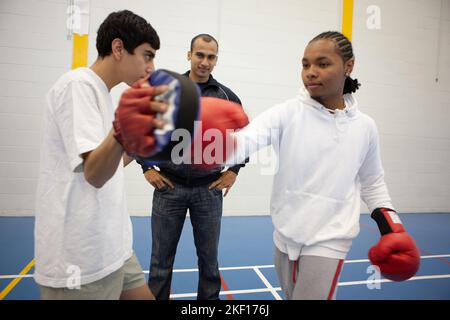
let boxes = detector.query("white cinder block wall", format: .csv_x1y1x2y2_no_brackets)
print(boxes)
0,0,72,215
0,0,449,216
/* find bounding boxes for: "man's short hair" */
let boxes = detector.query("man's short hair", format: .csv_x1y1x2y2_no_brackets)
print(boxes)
96,10,160,58
190,34,219,52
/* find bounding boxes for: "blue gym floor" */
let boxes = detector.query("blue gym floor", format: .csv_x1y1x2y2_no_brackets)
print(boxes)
1,214,449,300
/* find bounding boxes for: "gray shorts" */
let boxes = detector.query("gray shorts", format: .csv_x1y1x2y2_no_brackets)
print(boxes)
39,253,147,300
274,246,344,300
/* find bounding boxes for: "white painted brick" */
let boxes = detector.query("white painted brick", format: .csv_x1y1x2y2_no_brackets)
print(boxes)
0,194,35,215
0,129,41,147
0,146,40,162
0,97,46,115
0,114,42,131
0,47,70,69
1,0,449,216
0,178,37,194
0,162,39,179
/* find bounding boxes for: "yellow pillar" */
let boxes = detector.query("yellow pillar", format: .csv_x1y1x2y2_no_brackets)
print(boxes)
69,0,90,69
72,33,89,69
342,0,354,41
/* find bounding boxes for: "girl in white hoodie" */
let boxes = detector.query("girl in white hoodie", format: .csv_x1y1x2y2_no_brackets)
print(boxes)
232,31,420,299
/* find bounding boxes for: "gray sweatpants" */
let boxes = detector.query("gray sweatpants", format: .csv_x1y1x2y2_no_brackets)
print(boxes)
274,246,344,300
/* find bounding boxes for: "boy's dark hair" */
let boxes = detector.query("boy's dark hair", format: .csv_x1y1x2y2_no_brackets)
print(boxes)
96,10,160,58
190,34,219,52
310,31,361,94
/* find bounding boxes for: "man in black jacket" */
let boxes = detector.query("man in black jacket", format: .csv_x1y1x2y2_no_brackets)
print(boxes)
140,34,246,300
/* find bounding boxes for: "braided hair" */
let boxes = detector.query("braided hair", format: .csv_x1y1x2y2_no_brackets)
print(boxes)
310,31,361,94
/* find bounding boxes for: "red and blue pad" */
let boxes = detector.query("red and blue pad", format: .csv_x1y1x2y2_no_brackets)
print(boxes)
136,69,201,165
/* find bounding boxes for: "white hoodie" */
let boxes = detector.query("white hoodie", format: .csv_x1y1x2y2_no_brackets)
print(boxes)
233,88,393,260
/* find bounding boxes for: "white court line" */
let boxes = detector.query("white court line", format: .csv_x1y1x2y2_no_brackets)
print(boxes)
143,254,450,273
2,254,450,280
0,274,33,280
169,274,450,299
338,274,450,286
170,288,275,299
142,265,276,274
174,265,275,273
344,254,450,264
252,267,283,300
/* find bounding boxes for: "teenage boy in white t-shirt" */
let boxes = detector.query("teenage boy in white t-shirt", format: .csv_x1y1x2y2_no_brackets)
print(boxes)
34,10,168,300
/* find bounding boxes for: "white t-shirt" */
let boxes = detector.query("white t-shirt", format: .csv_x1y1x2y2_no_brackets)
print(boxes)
233,88,393,260
34,67,133,288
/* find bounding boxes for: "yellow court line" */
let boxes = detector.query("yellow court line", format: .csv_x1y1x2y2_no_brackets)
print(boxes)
342,0,354,41
0,259,35,300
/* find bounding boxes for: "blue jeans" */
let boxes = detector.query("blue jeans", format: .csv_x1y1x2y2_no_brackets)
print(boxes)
148,183,223,300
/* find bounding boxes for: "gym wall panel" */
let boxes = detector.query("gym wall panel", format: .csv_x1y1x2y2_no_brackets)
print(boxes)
0,0,71,216
0,194,35,215
0,97,44,115
0,63,67,85
353,0,450,214
0,47,69,69
0,163,37,179
0,0,449,216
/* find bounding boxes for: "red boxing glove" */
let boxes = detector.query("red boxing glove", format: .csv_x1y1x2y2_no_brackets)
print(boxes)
190,97,249,169
113,80,157,157
368,208,420,281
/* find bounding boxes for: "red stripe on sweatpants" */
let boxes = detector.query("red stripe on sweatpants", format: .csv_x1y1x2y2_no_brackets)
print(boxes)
292,260,298,284
327,259,344,300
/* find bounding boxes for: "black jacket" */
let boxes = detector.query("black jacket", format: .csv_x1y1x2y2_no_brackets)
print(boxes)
191,71,242,103
138,72,247,187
